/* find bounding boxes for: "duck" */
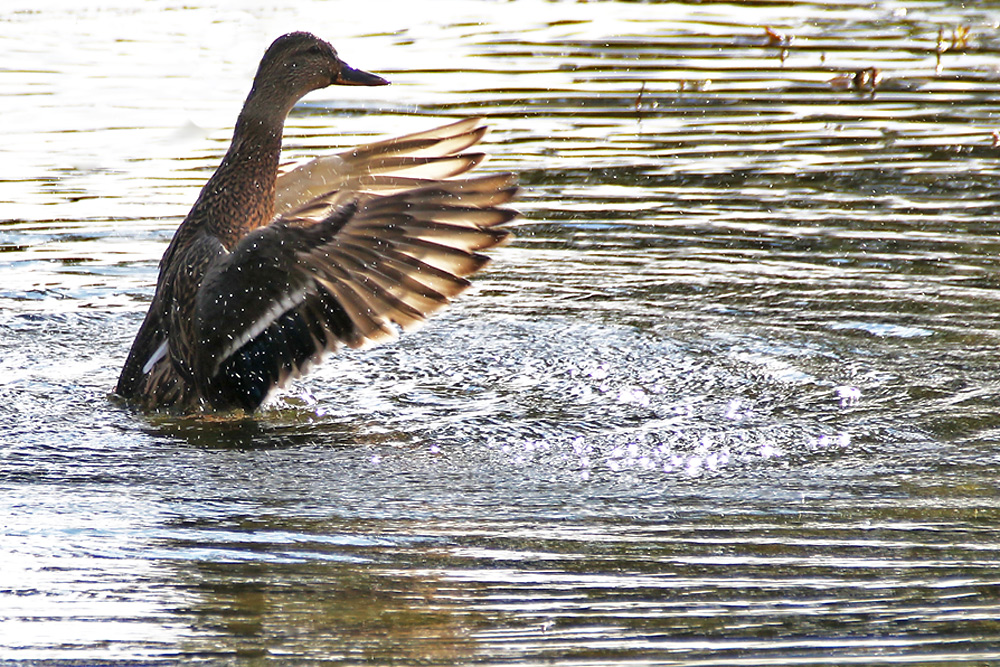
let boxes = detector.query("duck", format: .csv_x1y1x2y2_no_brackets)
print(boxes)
115,31,517,413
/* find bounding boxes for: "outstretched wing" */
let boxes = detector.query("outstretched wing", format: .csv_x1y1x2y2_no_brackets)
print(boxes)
193,172,517,411
275,117,489,215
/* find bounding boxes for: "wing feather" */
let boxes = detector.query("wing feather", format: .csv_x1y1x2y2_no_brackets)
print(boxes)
188,120,516,411
275,118,490,215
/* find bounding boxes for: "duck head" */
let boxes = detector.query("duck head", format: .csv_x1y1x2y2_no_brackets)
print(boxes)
249,31,388,111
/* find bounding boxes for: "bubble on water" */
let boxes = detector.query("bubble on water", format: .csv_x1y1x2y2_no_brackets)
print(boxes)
835,385,862,407
759,443,781,459
724,398,746,421
813,432,851,449
587,364,610,381
617,386,650,407
686,456,703,476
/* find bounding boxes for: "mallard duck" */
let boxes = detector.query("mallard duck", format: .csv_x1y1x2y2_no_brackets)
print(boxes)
115,32,517,413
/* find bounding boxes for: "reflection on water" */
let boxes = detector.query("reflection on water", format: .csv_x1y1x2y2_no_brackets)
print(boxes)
4,0,1000,663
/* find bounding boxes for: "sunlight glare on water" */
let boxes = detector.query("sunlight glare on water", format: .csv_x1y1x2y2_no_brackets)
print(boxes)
3,0,1000,663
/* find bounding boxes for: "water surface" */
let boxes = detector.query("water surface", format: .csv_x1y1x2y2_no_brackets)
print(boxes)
4,0,1000,663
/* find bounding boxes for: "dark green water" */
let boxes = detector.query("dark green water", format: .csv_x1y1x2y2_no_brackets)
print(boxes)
3,0,1000,663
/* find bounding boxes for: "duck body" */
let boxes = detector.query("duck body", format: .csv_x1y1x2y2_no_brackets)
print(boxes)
116,32,516,413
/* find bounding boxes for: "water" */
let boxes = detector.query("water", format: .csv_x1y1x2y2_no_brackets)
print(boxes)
4,0,1000,663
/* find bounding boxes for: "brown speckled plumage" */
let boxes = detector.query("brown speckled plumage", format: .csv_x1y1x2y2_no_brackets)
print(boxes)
116,32,517,413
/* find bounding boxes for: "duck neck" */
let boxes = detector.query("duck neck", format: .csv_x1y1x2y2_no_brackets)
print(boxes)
195,89,295,249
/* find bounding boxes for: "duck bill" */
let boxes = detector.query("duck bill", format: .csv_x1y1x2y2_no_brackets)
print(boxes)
335,63,389,86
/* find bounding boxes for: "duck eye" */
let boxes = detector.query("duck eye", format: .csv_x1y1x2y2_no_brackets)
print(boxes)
307,45,323,55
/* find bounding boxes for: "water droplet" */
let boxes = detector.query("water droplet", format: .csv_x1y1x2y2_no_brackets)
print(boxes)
835,385,862,407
